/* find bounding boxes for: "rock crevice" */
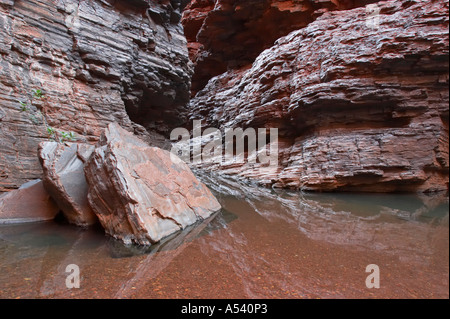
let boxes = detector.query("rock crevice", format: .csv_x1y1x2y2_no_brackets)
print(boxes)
181,0,381,95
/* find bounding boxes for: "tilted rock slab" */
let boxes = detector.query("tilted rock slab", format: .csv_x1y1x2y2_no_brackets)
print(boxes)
85,123,221,245
39,142,97,226
0,179,59,224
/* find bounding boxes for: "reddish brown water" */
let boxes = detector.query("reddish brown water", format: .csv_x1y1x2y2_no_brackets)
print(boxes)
0,174,448,299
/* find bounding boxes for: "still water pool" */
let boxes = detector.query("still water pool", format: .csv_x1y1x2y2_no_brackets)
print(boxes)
0,173,448,298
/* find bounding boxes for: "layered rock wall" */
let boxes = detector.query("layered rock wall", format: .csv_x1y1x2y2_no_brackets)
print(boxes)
1,0,448,194
187,0,449,193
182,0,380,95
0,0,191,191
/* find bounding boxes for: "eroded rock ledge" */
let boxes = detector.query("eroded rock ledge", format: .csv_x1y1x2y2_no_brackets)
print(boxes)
188,0,449,193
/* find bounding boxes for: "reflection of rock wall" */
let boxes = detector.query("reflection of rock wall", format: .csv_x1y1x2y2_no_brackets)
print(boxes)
187,0,449,193
0,0,191,191
199,171,449,266
0,173,448,298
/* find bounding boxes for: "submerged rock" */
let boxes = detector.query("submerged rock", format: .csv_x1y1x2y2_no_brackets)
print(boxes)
38,142,97,226
85,123,221,245
0,179,59,224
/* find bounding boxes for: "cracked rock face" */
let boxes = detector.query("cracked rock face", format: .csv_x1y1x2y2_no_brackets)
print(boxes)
0,0,191,191
188,0,449,193
38,141,97,226
84,123,221,245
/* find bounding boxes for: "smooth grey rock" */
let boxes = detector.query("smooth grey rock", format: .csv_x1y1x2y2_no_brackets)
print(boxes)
39,142,97,226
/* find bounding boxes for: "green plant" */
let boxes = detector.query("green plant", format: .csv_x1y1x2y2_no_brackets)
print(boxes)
68,131,77,141
60,131,77,143
32,89,44,99
47,126,56,139
18,88,78,144
18,101,29,112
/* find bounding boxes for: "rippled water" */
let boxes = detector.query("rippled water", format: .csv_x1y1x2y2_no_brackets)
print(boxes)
0,173,448,299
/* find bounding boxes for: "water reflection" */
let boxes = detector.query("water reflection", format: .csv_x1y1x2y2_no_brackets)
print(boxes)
0,172,448,298
197,172,449,298
200,172,448,261
0,209,237,298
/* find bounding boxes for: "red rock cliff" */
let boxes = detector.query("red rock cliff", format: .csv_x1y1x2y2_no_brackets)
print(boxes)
186,0,449,193
0,0,192,191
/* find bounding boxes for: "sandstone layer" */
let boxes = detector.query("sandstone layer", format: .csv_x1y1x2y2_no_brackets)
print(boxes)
188,0,449,193
85,123,221,245
0,0,191,191
39,141,96,226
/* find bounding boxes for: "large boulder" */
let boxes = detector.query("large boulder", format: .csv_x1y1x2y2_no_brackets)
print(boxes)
85,123,221,245
0,179,59,224
39,142,97,226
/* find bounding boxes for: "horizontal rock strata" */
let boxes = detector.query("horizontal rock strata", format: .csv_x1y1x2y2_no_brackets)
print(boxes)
0,0,191,191
188,0,449,193
182,0,380,95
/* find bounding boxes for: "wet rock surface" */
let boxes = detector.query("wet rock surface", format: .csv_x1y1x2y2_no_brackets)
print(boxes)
188,0,449,193
0,179,60,223
84,123,221,245
0,0,191,191
38,142,97,226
